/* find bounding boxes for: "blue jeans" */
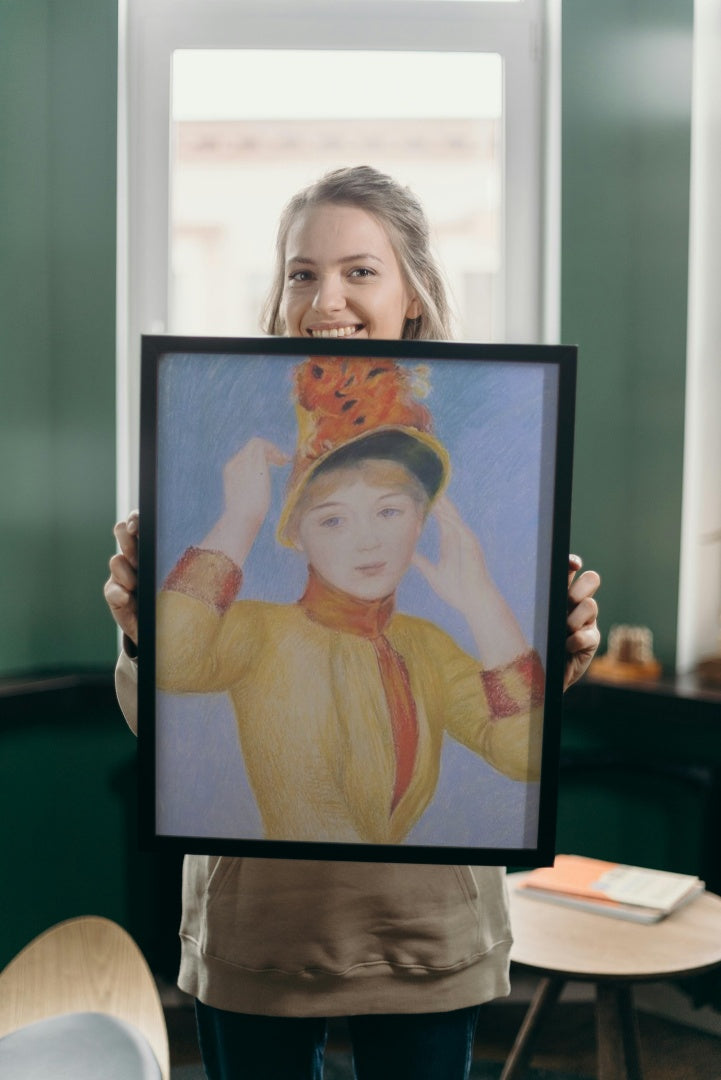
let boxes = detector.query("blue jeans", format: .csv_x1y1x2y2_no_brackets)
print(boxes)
195,1000,481,1080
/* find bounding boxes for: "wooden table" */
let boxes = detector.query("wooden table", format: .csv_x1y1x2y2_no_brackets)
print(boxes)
503,873,721,1080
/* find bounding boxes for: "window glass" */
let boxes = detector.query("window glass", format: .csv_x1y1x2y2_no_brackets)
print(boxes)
120,0,548,511
357,0,521,3
170,50,503,341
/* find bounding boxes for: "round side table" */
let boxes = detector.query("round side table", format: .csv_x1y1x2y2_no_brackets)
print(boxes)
503,872,721,1080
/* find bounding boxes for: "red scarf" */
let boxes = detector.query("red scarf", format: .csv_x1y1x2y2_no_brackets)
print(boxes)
299,568,418,814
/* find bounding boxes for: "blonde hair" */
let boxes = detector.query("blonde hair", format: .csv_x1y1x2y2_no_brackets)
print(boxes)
262,166,454,341
286,458,429,543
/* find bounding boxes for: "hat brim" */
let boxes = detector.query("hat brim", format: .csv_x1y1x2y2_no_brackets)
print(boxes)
277,426,450,547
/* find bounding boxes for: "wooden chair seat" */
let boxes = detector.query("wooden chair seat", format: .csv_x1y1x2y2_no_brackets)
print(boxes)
0,916,169,1080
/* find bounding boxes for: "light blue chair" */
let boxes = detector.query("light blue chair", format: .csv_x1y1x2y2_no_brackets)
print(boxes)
0,916,169,1079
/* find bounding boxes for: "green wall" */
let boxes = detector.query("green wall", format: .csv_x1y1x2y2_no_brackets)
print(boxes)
0,1,693,676
0,0,128,970
1,683,183,973
0,0,118,675
562,0,693,669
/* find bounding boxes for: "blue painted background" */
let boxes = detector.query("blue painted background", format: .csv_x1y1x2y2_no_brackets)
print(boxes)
154,350,559,851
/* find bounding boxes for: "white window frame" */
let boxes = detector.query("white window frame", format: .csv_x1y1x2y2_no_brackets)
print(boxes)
116,0,559,511
676,0,721,674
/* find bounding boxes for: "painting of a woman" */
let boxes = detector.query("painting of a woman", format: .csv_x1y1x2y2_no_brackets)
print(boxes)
155,353,544,846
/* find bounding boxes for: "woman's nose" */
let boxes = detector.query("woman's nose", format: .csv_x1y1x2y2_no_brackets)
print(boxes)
312,274,345,315
356,519,382,550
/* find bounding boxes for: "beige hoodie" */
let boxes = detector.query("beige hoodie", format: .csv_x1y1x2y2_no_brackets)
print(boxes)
116,650,513,1016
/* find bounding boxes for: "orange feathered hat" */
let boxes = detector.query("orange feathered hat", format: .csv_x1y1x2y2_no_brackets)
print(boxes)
277,355,450,545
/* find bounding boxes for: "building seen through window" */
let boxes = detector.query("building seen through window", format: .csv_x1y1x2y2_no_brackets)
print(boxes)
170,50,503,341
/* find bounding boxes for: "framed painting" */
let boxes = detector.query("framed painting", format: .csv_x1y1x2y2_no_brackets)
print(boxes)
138,336,576,865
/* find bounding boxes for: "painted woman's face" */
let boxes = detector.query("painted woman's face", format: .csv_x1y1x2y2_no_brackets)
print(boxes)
281,203,421,341
295,474,425,601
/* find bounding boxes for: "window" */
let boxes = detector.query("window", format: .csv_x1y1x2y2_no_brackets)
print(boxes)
169,49,503,340
117,0,557,509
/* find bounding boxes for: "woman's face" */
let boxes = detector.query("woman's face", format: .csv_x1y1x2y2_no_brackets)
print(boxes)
295,473,425,601
281,203,421,341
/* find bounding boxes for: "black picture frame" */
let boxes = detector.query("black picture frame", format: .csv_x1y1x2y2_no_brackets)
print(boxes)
138,335,576,865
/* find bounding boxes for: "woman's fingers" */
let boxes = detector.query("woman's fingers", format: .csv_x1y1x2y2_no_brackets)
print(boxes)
567,553,583,584
226,437,290,473
222,438,290,515
413,496,495,620
105,512,141,644
411,550,439,588
563,561,601,688
103,574,138,643
433,496,482,558
567,592,599,635
568,568,601,612
566,622,601,657
432,494,456,518
262,439,291,468
113,513,139,568
108,551,137,592
566,570,601,647
103,576,134,616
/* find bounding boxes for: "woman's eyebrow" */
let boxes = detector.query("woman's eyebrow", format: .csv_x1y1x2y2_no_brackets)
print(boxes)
339,253,384,265
286,253,384,267
307,499,347,513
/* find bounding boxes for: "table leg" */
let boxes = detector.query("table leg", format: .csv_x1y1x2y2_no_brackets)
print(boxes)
596,982,643,1080
499,976,565,1080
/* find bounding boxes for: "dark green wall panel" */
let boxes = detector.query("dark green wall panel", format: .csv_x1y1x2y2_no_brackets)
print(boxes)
0,682,183,975
562,1,693,668
0,696,133,966
1,3,55,670
0,0,118,674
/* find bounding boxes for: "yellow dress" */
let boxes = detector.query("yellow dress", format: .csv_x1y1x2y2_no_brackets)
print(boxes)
156,548,543,845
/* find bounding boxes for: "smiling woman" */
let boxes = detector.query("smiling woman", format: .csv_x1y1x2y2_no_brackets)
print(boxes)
264,168,451,341
282,205,421,341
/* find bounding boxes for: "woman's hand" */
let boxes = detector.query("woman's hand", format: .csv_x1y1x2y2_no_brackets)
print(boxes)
412,495,528,667
200,437,290,566
412,496,493,614
412,500,601,686
564,555,601,690
104,510,139,647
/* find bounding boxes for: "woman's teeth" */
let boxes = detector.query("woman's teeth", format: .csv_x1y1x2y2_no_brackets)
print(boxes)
310,325,360,338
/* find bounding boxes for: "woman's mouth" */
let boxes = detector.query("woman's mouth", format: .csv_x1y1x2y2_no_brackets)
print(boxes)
307,324,364,339
355,562,387,575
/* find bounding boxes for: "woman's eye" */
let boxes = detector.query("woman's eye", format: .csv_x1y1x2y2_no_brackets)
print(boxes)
349,267,375,279
379,507,402,519
288,270,313,283
320,515,343,528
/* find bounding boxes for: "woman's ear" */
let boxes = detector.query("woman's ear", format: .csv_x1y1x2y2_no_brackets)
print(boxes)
406,296,422,320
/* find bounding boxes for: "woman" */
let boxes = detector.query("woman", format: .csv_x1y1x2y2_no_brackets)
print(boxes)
106,166,600,1080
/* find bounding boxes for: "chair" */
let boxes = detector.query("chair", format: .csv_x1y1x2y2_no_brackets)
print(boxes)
0,915,170,1079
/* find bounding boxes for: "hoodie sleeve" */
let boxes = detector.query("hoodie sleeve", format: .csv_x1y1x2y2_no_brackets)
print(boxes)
115,647,139,736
